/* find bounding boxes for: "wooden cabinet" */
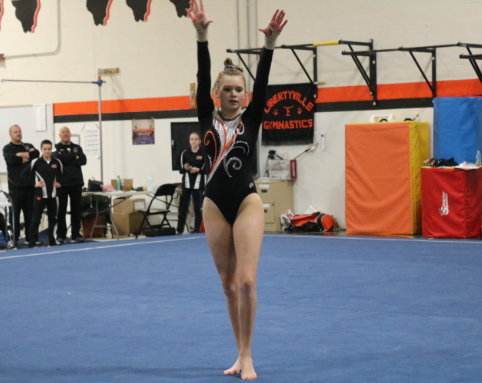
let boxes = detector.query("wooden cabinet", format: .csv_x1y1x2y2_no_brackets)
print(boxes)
255,179,294,232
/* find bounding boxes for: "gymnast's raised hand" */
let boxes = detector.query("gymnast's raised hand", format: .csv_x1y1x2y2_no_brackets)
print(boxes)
186,0,212,41
258,9,288,36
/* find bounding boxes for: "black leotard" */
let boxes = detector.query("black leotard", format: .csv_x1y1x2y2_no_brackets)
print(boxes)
197,41,273,225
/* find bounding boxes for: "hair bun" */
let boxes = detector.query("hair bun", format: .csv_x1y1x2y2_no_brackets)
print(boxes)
223,57,244,73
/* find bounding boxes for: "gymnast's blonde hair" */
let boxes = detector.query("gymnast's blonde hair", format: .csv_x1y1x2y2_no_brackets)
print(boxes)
211,58,247,96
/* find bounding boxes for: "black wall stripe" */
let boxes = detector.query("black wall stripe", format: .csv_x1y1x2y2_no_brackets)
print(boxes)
54,98,434,123
315,97,434,112
54,109,199,123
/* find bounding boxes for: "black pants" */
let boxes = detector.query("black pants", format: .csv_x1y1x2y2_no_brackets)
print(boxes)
29,197,58,246
57,185,83,240
0,213,6,242
9,187,34,242
177,188,203,234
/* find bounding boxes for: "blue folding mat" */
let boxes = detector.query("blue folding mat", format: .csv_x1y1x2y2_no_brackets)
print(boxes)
433,97,482,164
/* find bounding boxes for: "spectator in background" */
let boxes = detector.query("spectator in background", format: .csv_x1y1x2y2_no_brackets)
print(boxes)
53,126,87,243
23,140,63,248
177,131,205,234
2,125,39,245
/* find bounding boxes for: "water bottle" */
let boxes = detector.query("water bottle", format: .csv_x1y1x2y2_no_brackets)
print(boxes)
116,175,121,191
146,175,154,192
477,151,481,167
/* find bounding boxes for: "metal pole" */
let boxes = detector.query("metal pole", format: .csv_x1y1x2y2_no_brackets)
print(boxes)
1,79,96,85
98,80,104,183
432,49,437,98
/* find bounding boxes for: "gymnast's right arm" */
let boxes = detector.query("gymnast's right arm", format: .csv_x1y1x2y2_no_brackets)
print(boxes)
187,0,214,121
196,41,214,121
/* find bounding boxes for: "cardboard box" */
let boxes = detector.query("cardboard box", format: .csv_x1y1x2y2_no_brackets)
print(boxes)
113,198,146,214
111,212,147,236
111,179,134,191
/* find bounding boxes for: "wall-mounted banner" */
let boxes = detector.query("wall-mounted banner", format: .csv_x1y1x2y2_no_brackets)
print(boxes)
262,83,315,146
11,0,41,33
87,0,113,26
126,0,152,22
86,0,186,26
132,119,155,145
0,1,4,32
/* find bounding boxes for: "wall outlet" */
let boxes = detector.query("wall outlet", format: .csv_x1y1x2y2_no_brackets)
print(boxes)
318,132,325,151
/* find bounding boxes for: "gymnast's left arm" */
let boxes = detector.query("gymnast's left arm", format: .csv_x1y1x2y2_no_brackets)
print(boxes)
248,10,288,122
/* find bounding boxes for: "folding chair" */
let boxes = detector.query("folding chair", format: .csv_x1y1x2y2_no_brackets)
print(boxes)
135,184,176,239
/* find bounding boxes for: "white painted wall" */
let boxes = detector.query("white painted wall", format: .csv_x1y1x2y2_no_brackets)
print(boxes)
53,117,198,189
2,0,482,228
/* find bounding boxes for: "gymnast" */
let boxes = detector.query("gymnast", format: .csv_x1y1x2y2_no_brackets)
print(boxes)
186,0,287,379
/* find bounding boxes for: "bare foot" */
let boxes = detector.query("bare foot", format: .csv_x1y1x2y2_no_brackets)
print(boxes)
224,358,241,375
240,356,257,380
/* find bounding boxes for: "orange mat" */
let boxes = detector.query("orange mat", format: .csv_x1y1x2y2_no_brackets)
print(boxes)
345,122,430,235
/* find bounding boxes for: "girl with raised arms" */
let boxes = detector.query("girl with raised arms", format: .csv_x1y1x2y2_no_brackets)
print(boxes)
186,0,287,380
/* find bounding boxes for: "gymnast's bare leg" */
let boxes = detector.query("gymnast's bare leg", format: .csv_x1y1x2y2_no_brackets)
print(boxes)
203,194,264,380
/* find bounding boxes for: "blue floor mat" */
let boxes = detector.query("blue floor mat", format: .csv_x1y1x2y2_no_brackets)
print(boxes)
0,234,481,383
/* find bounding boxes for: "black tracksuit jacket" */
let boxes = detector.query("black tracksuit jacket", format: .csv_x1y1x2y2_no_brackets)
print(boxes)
23,157,63,198
52,142,87,186
179,148,205,190
2,142,40,189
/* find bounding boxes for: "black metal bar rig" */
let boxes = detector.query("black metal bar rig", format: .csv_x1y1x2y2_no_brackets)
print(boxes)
459,43,482,84
226,48,262,82
228,39,373,99
342,43,482,101
341,39,377,105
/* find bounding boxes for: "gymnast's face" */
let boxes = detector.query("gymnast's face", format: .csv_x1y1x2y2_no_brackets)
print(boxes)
217,75,246,114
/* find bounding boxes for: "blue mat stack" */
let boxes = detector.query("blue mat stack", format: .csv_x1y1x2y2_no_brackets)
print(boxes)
433,97,482,163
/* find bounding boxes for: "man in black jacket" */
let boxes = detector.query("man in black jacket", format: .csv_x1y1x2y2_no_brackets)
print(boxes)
2,125,39,244
52,126,87,243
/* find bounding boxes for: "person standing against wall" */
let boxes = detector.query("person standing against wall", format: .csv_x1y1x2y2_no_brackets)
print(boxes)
24,140,63,247
52,126,87,243
2,125,39,245
177,131,205,234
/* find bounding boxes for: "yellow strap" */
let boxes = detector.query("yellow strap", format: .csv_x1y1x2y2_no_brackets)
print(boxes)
313,40,339,47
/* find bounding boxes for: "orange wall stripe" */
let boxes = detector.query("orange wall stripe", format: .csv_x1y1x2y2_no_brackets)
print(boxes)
54,96,193,116
54,79,482,116
316,79,482,103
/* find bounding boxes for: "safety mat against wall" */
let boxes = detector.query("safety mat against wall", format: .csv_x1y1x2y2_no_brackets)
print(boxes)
345,121,430,235
434,97,482,164
421,167,482,239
